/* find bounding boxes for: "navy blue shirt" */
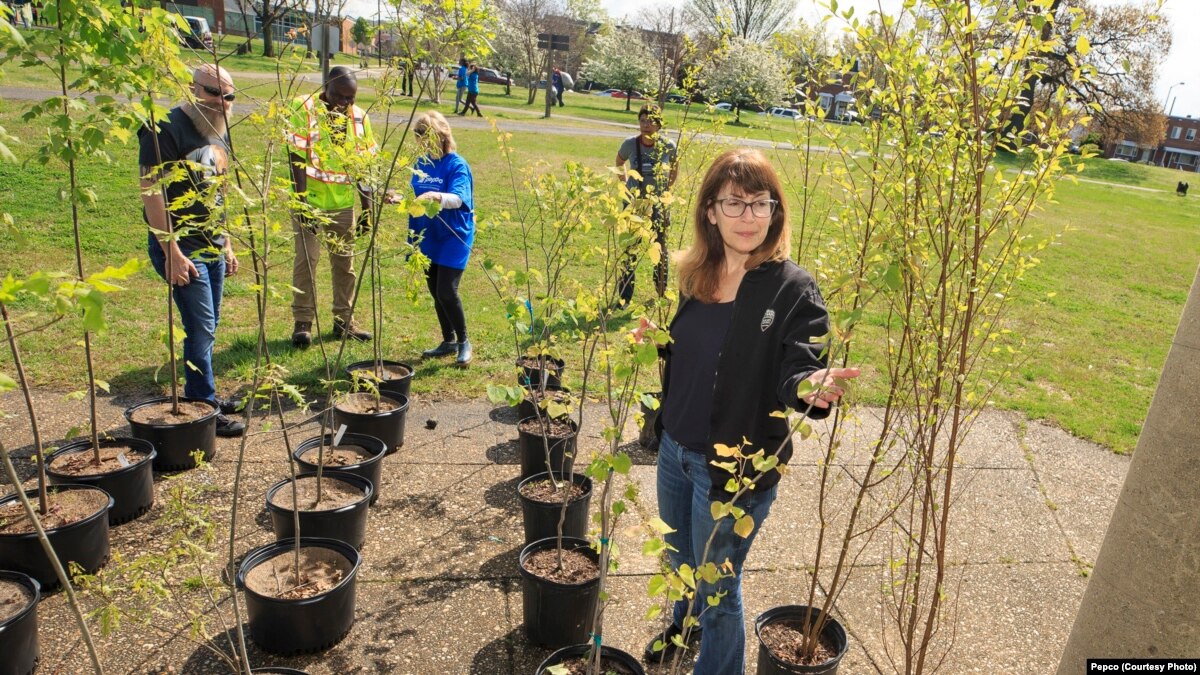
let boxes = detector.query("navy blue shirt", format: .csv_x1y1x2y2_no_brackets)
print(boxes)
662,299,735,451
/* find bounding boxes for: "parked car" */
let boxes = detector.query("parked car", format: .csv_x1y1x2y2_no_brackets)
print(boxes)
595,88,623,96
665,93,689,104
180,16,213,50
714,102,734,111
476,67,511,86
597,89,646,99
760,106,803,120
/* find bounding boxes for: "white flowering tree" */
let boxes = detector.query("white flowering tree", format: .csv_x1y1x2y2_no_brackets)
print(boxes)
580,27,656,111
702,36,791,122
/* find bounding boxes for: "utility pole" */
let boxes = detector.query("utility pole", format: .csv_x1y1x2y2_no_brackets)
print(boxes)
376,0,381,68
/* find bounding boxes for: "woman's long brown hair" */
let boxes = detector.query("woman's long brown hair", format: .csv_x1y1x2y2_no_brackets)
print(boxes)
677,148,791,302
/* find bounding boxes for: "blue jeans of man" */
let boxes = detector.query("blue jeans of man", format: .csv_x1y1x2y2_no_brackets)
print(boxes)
657,430,778,675
147,234,225,404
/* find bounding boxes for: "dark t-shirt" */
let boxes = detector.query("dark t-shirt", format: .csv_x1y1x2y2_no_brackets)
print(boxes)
138,106,229,252
618,135,677,196
662,299,735,451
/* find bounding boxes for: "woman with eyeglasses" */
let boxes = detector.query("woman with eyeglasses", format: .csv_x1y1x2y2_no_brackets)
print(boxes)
641,148,860,673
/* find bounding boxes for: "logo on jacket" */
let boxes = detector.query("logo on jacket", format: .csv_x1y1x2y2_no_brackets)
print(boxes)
760,308,775,332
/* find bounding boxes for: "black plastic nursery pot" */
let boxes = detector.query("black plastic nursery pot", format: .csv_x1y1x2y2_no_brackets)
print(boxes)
46,437,157,525
291,433,387,506
638,392,661,451
517,416,578,480
754,605,849,675
516,384,571,422
0,570,40,675
0,485,113,590
345,359,413,403
124,397,218,471
517,356,565,389
332,393,409,455
249,669,310,674
517,472,592,546
536,644,646,675
518,536,600,649
236,537,362,655
265,472,373,551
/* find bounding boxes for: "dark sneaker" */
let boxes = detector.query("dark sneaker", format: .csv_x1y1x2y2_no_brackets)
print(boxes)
422,341,458,358
456,339,473,367
292,321,313,348
333,318,372,342
215,413,245,438
644,623,701,664
215,397,243,415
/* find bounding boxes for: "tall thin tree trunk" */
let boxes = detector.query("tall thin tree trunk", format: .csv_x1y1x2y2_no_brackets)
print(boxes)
1056,264,1200,671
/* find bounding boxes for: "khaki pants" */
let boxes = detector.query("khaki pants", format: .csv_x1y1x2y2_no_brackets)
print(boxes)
292,208,358,323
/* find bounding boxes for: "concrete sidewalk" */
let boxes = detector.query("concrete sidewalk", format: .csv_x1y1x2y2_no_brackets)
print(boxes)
0,391,1128,674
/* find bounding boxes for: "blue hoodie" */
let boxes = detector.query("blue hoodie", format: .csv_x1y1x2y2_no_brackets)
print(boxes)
409,153,475,270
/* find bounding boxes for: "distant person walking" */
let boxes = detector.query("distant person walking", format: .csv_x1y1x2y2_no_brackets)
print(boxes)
453,57,467,114
552,67,564,107
614,103,677,306
13,0,32,29
458,64,482,117
409,112,476,366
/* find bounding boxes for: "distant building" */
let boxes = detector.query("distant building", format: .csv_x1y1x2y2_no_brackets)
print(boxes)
1103,114,1200,172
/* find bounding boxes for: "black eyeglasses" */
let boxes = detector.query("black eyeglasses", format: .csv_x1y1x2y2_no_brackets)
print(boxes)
714,197,778,218
200,84,236,101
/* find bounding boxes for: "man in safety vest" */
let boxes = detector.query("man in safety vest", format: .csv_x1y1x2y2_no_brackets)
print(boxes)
285,66,378,347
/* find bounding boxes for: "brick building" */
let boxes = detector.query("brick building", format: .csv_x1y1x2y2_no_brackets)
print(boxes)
1103,114,1200,172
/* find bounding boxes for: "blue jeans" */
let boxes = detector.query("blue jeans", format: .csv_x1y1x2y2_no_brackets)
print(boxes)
657,430,778,675
147,234,225,404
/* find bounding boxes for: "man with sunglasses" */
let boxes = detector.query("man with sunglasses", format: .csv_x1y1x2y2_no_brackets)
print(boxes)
615,103,678,307
285,66,378,347
138,64,244,437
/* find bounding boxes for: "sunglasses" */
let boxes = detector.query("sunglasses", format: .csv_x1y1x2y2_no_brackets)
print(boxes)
200,84,236,102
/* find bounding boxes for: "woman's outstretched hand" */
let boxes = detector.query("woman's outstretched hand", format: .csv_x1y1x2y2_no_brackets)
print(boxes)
801,367,861,409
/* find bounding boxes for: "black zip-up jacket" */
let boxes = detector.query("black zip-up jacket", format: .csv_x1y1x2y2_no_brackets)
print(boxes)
656,259,831,500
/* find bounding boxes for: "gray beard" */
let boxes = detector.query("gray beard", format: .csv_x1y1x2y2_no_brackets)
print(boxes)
183,102,228,141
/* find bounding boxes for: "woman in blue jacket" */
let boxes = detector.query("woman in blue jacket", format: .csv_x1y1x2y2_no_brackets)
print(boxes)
458,63,482,117
643,148,859,673
410,111,475,365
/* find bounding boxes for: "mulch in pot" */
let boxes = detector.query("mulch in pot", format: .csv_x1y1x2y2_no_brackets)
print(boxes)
349,364,411,382
243,546,351,601
517,417,576,439
48,444,150,476
296,444,371,467
267,476,364,511
521,547,599,584
128,400,214,425
0,578,33,622
759,619,839,666
0,488,109,534
336,395,401,415
519,478,586,504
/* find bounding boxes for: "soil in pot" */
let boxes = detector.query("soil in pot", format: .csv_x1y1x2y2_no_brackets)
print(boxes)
267,476,364,511
297,444,372,467
48,444,150,476
0,578,32,622
336,395,401,416
542,656,639,675
519,478,586,504
0,488,110,534
348,363,410,385
128,400,213,425
759,620,839,666
518,416,576,439
518,386,572,421
521,547,599,584
243,546,351,601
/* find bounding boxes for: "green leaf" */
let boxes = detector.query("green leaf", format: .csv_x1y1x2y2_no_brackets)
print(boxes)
647,574,667,596
1076,35,1090,57
611,451,632,475
0,372,17,393
733,515,755,538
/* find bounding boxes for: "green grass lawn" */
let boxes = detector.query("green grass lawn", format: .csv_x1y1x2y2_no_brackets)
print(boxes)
0,65,1198,453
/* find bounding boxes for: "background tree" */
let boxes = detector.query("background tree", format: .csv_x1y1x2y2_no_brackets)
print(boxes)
772,20,831,101
233,0,301,58
1007,0,1170,137
701,35,791,121
579,27,655,111
685,0,797,42
352,16,372,50
635,5,691,105
494,0,565,105
1094,107,1165,149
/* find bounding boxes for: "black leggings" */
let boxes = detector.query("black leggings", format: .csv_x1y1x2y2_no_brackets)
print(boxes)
463,92,482,116
426,264,468,342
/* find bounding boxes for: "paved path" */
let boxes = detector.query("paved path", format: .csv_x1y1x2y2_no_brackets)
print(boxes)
0,389,1128,674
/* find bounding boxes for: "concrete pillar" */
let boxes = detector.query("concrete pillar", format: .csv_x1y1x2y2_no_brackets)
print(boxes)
1056,264,1200,672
